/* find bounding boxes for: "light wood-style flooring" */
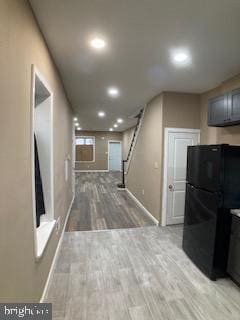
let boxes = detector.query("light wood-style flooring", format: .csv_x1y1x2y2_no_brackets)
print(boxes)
66,172,155,231
45,225,240,320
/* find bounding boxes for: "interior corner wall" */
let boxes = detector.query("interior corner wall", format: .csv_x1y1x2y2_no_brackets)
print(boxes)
75,131,122,171
0,0,73,302
126,95,164,221
126,92,201,223
200,73,240,145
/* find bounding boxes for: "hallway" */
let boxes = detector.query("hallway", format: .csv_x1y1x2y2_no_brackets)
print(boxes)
66,172,155,231
2,0,240,309
45,225,240,320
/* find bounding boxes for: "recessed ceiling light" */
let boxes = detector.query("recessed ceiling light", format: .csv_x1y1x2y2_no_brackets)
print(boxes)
109,128,113,131
75,122,79,126
98,111,105,117
73,117,78,121
113,124,118,128
117,118,123,123
77,127,82,131
171,49,191,66
108,87,119,97
90,38,106,50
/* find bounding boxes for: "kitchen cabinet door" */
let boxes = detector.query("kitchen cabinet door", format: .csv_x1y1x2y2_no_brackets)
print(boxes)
228,89,240,123
208,94,228,126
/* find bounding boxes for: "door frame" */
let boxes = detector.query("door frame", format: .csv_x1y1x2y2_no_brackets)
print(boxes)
161,128,200,227
108,140,122,172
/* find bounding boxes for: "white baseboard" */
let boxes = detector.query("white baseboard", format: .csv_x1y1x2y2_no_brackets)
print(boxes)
75,170,109,173
126,188,159,225
40,194,75,303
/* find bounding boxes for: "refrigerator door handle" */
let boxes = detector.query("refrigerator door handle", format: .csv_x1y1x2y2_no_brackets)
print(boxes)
218,191,224,207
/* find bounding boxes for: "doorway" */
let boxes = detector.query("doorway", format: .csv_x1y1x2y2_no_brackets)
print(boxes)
108,141,122,171
162,128,200,226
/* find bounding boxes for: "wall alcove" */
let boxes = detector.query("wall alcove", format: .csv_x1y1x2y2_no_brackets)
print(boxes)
31,66,55,259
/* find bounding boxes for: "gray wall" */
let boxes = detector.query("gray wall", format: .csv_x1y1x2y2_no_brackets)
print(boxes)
126,95,164,221
162,92,200,129
0,0,73,302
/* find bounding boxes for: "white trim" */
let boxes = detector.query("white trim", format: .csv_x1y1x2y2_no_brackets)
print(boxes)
126,188,159,225
75,170,109,173
161,127,200,227
36,221,56,260
40,195,75,303
75,135,95,163
108,140,122,171
31,65,55,259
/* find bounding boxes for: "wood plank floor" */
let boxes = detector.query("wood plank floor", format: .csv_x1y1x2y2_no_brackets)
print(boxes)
66,172,155,231
45,225,240,320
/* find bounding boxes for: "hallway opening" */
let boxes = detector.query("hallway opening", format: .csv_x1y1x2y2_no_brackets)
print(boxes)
66,172,155,231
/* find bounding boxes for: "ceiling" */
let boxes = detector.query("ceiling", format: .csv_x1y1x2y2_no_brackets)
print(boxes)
29,0,240,131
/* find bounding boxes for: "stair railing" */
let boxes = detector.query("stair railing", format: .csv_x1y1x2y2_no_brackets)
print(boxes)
117,107,145,188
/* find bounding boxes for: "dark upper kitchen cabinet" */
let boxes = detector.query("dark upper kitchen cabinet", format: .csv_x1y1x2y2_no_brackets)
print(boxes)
208,94,228,126
208,88,240,127
228,88,240,122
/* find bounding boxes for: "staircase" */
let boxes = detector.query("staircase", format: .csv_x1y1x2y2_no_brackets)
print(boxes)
117,107,145,189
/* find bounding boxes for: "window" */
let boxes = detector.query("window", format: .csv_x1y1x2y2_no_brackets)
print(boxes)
76,136,95,162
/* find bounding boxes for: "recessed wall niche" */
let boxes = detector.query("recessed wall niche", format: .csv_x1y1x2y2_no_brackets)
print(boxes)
32,66,55,259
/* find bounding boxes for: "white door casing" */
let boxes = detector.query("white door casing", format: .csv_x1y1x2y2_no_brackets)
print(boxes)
162,128,200,226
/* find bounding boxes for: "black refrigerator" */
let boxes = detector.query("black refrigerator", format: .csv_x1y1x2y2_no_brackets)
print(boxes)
182,144,240,280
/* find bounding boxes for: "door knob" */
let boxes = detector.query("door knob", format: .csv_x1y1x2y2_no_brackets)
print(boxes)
168,185,174,191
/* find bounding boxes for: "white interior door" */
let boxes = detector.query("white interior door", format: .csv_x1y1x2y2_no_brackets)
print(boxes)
164,128,200,225
109,142,121,171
